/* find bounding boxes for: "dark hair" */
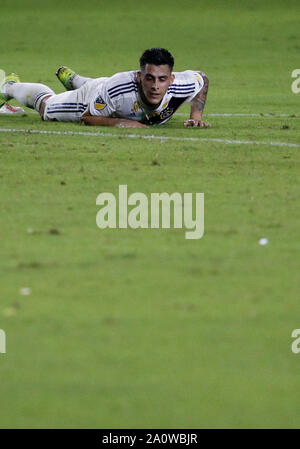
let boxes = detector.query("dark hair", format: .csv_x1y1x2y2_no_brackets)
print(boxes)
139,48,174,71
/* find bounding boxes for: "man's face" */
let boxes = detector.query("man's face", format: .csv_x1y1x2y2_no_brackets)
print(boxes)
137,64,175,106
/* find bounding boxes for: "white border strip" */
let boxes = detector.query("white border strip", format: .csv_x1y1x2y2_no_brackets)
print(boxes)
0,127,299,148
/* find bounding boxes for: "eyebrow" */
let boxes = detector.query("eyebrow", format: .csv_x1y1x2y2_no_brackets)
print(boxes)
145,74,168,78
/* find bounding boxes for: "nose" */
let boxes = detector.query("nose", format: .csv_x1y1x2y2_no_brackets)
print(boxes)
152,79,159,90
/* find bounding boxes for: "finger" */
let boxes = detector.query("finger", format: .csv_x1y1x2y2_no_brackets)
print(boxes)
186,119,197,127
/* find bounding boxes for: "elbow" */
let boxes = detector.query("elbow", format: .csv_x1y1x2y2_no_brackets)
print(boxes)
203,74,209,87
80,115,90,126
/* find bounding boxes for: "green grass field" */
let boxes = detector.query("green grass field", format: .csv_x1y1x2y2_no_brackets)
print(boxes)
0,0,300,428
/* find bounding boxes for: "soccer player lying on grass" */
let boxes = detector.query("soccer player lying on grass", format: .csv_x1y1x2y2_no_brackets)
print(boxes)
0,48,210,129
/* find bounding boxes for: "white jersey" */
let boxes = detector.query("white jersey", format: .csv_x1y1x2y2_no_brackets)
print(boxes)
44,70,204,125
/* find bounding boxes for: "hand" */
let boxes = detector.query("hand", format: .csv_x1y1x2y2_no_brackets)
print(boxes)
183,119,211,128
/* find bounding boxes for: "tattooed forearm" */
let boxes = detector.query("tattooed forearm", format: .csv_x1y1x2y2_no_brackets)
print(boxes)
191,72,209,113
184,71,211,127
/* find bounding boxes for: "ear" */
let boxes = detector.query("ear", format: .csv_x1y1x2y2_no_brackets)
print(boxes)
136,71,141,83
170,73,175,84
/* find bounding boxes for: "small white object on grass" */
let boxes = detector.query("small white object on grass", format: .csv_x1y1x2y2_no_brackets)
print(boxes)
20,287,32,296
259,238,269,246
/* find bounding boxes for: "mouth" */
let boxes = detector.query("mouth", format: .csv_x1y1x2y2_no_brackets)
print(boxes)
148,93,161,101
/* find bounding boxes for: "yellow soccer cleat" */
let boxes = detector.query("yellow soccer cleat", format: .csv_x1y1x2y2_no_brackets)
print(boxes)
0,71,20,107
56,66,76,90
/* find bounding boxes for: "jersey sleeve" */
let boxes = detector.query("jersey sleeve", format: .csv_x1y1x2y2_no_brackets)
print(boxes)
89,81,118,117
170,70,204,105
183,71,204,103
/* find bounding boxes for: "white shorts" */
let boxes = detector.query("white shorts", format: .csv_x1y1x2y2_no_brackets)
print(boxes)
43,77,108,122
43,90,88,122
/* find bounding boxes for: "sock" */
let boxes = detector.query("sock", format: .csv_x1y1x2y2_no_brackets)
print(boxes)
71,74,92,89
3,82,55,111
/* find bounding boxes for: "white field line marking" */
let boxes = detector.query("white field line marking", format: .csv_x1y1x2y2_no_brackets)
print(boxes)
0,127,299,148
176,112,298,117
24,110,298,118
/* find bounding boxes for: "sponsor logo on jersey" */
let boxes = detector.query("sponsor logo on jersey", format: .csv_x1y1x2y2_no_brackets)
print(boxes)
129,102,140,116
159,108,174,120
94,96,107,110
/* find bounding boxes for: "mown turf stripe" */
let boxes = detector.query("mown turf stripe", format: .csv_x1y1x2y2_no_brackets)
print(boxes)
0,127,299,148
